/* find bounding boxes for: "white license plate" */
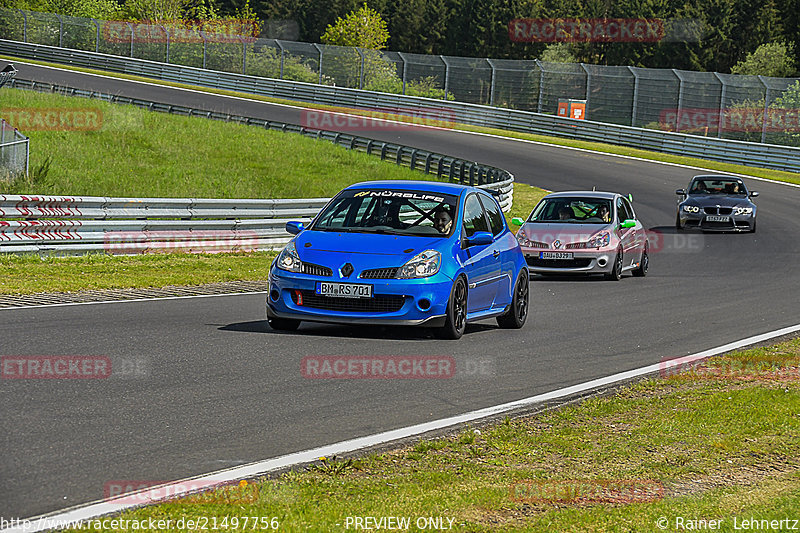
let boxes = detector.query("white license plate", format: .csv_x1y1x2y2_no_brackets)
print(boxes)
706,215,730,222
315,282,373,298
540,252,573,260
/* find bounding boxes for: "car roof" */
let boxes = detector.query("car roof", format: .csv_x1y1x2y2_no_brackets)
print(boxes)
542,190,619,200
345,180,478,195
691,174,743,181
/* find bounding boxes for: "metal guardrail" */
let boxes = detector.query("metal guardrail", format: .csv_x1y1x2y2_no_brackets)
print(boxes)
0,195,328,254
0,178,511,254
2,39,799,173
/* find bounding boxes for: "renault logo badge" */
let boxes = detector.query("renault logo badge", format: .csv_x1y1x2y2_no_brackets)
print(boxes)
553,240,562,249
340,263,354,277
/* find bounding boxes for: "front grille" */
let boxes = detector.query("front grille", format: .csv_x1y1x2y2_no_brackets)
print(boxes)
293,290,406,313
302,263,333,277
701,220,734,229
526,257,593,268
703,207,733,215
360,267,399,279
527,241,548,249
566,242,587,249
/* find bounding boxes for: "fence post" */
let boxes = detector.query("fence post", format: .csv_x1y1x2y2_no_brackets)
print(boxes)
161,25,169,63
18,9,27,42
397,52,408,95
56,13,63,48
314,43,323,85
201,31,207,69
241,36,246,74
581,63,591,111
758,75,770,144
713,72,726,138
673,69,685,131
276,40,285,79
127,22,134,57
535,59,545,113
442,56,450,97
487,58,496,106
356,47,365,89
628,66,639,126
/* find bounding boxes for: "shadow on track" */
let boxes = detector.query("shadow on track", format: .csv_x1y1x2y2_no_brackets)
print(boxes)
218,321,497,340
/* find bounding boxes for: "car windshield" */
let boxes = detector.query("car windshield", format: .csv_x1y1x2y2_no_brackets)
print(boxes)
311,189,459,237
528,197,613,224
689,178,747,195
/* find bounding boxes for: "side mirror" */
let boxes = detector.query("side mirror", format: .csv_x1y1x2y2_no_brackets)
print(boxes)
465,231,493,246
750,191,759,198
620,219,636,229
511,217,525,226
285,221,305,235
675,189,686,196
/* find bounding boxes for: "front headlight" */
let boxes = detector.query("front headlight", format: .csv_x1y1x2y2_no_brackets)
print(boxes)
516,232,531,247
396,250,441,279
276,240,303,273
587,231,610,248
682,205,700,213
735,207,753,215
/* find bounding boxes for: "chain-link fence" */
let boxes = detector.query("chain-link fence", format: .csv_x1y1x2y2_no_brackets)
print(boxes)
1,118,29,178
2,7,800,146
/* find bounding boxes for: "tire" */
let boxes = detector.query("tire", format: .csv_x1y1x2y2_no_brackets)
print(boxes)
604,247,623,281
632,241,649,277
436,277,467,340
675,213,683,231
267,310,300,331
750,219,757,233
497,271,529,329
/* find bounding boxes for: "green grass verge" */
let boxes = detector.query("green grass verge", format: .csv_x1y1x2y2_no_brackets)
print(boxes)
56,338,800,532
5,54,799,186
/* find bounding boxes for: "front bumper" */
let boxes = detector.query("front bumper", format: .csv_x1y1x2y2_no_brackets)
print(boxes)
678,212,755,231
267,264,451,327
521,247,616,274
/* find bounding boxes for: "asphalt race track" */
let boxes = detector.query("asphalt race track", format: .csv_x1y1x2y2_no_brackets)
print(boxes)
2,62,800,518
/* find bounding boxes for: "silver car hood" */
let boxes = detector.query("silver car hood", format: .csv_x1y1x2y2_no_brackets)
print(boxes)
519,222,613,244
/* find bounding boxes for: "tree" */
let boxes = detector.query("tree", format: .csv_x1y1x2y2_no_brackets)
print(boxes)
730,41,797,77
320,3,389,49
540,43,576,63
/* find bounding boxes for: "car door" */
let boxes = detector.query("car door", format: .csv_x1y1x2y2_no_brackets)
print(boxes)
616,196,644,267
478,192,515,308
459,193,500,313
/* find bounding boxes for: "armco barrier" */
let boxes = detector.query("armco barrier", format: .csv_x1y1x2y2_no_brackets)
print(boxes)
2,39,800,172
0,182,511,255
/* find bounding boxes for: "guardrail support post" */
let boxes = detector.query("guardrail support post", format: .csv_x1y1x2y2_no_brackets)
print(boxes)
758,75,770,144
535,59,545,114
487,58,497,106
628,66,639,126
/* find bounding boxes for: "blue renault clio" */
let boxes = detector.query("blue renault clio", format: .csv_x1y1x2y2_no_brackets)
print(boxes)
266,180,529,339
